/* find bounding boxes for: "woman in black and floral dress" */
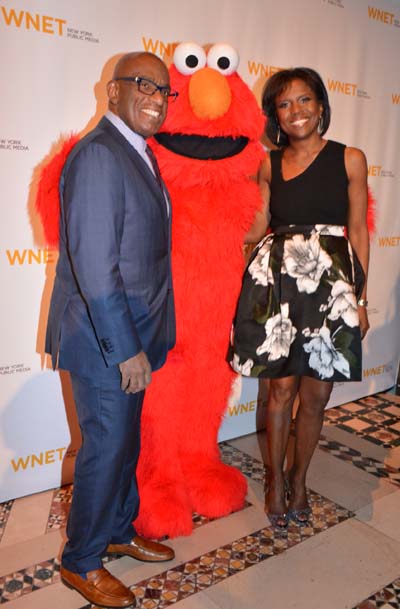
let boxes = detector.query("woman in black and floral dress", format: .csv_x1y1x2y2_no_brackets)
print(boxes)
230,68,369,529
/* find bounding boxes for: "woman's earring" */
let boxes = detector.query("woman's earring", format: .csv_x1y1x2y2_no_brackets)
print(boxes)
277,125,281,145
317,115,323,135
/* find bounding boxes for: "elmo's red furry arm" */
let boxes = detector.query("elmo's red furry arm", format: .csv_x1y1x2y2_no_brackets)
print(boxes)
35,135,79,247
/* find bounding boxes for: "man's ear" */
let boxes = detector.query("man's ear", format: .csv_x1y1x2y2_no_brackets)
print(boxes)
107,80,119,106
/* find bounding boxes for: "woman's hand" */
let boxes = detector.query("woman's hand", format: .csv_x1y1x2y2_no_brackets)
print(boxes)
357,305,370,339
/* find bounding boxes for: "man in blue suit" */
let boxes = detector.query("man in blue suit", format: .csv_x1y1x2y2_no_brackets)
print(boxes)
46,51,177,608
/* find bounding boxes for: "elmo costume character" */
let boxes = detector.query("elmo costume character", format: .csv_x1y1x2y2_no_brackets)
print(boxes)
134,42,265,537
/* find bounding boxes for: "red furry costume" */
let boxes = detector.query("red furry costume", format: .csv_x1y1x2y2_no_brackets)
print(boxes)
134,43,265,537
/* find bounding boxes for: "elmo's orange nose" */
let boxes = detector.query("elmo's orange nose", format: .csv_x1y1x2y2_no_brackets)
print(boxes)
188,67,231,120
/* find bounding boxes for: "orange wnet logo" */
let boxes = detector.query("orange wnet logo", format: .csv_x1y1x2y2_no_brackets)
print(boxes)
363,363,392,377
142,36,178,58
378,236,400,247
0,6,66,35
5,248,57,265
368,165,382,177
11,447,68,472
392,93,400,105
327,79,357,96
228,400,256,416
368,6,396,25
247,61,283,78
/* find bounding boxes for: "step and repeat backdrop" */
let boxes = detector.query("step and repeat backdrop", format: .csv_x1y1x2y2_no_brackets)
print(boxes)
0,0,399,501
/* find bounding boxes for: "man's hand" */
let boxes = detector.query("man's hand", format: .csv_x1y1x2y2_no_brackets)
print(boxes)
119,351,152,394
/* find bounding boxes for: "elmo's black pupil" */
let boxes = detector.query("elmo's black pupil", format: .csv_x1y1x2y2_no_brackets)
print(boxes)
186,55,199,68
217,57,230,70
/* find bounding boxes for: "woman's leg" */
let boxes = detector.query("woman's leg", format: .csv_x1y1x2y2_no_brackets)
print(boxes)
289,377,333,517
265,376,299,523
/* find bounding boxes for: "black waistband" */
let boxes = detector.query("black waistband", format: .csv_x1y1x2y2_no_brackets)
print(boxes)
271,224,345,236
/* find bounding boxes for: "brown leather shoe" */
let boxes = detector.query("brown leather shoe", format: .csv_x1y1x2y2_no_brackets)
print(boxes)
107,535,175,562
60,566,135,608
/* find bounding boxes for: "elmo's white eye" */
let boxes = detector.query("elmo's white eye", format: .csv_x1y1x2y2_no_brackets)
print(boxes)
207,44,239,75
173,42,207,75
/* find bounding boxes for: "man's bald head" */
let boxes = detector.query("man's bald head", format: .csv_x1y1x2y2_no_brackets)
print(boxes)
112,52,168,80
107,52,170,138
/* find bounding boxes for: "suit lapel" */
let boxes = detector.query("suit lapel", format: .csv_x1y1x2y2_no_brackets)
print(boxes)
98,117,169,226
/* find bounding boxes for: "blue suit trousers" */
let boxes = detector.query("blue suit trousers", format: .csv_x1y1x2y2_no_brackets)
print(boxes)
62,371,144,573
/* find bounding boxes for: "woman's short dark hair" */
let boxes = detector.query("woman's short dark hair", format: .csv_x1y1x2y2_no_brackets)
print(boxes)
262,67,331,147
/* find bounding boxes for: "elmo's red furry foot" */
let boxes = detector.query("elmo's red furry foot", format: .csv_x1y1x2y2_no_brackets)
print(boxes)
134,480,193,539
183,460,247,518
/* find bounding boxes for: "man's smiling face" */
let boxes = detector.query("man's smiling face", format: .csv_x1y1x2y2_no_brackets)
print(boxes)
108,53,170,138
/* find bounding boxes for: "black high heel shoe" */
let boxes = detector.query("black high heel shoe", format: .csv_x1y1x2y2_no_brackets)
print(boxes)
266,478,289,530
285,479,312,526
288,506,312,526
267,511,289,529
285,478,312,527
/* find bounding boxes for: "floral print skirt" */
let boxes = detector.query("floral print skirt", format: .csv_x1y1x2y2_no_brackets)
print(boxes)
230,225,364,382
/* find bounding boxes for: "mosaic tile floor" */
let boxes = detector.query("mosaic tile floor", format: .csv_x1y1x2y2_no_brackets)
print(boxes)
46,485,251,535
317,434,400,486
0,503,13,544
0,443,349,606
353,577,400,609
324,394,400,447
1,391,400,609
0,558,60,604
130,490,351,609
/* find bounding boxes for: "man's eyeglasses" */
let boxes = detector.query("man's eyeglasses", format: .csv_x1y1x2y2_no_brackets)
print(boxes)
114,76,179,102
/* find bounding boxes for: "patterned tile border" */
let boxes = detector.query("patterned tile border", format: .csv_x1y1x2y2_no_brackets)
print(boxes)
220,442,266,484
46,485,73,532
0,502,13,544
324,395,400,448
45,481,250,535
223,431,400,491
317,434,400,486
353,576,400,608
222,430,400,490
0,559,61,603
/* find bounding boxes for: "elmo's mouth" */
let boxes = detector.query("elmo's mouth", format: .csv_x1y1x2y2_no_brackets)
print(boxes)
154,133,248,160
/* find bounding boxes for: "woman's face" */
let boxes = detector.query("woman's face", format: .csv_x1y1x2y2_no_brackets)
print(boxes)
275,78,323,141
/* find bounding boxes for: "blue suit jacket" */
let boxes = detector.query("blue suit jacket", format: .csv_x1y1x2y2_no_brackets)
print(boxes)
45,117,175,379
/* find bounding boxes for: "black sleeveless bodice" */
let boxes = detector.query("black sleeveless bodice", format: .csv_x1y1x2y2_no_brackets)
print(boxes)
269,140,348,228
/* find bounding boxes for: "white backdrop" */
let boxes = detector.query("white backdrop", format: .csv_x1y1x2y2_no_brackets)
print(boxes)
1,0,399,500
